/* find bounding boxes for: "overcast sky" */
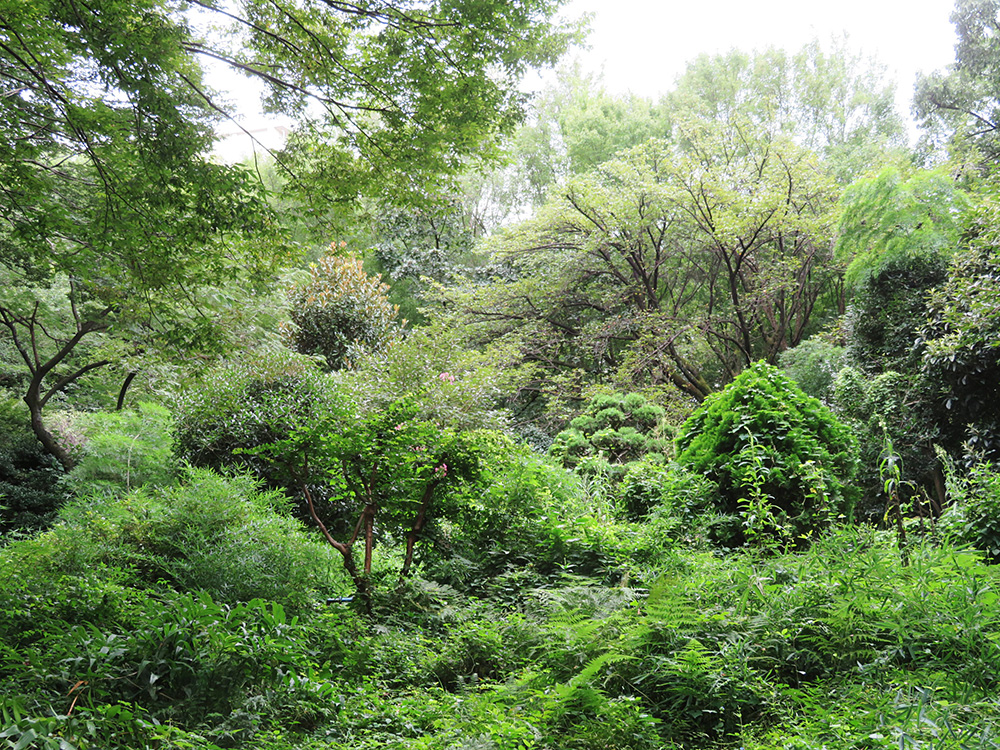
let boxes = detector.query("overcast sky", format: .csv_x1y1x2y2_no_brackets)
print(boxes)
553,0,959,124
213,0,961,153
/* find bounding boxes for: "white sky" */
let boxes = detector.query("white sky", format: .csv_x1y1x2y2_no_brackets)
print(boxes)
556,0,959,124
213,0,961,156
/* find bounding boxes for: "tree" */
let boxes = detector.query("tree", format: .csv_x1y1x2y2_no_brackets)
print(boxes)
215,0,579,208
250,398,481,612
0,0,277,468
1,0,572,466
921,191,1000,463
666,39,907,182
915,0,1000,163
444,124,842,409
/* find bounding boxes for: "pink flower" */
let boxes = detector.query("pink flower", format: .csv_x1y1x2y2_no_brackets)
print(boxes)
438,371,456,383
434,463,448,478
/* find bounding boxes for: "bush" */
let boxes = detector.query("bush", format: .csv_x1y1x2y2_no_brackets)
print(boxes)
173,349,340,524
938,458,1000,562
832,366,941,521
0,398,63,537
779,335,845,403
676,361,857,548
282,245,402,371
8,468,348,611
61,402,177,498
549,392,670,471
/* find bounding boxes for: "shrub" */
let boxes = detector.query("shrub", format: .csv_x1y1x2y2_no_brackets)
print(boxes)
549,392,669,470
676,361,857,548
938,458,1000,562
779,335,845,403
0,398,63,536
282,245,402,371
173,349,335,512
61,402,177,498
831,366,941,521
9,468,348,611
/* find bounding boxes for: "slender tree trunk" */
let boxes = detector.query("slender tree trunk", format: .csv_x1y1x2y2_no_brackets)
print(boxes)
399,479,440,582
301,483,372,614
116,372,137,411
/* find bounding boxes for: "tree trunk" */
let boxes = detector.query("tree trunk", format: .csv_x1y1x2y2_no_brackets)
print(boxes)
24,389,73,472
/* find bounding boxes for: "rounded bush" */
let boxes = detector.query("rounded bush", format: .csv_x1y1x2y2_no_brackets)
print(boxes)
676,361,857,547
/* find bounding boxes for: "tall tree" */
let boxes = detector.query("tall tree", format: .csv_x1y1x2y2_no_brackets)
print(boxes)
443,123,841,407
667,39,907,182
915,0,1000,163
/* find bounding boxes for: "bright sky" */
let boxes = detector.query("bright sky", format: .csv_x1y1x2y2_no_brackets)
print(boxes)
213,0,961,157
557,0,959,124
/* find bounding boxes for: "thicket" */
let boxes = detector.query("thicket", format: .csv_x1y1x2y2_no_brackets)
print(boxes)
676,362,857,548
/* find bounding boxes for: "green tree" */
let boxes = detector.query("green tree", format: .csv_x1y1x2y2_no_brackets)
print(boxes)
667,39,906,182
444,125,841,408
548,392,669,470
915,0,1000,162
0,0,278,468
224,0,579,208
252,399,482,611
0,0,575,468
921,191,1000,462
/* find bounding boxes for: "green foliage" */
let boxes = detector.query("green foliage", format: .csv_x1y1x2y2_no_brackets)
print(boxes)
921,193,1000,462
12,468,346,609
60,403,176,499
832,367,940,522
173,348,330,488
938,456,1000,562
835,168,967,292
779,336,846,403
676,362,856,547
549,392,669,469
915,0,1000,163
668,40,907,182
283,246,402,370
340,320,528,433
0,399,62,536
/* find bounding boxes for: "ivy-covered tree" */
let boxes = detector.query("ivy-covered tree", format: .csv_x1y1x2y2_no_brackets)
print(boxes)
676,361,857,548
283,245,402,371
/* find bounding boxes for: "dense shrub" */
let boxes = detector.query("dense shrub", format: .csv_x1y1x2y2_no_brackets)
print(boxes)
173,349,337,518
549,392,670,470
921,216,1000,463
779,335,845,403
832,366,941,521
938,458,1000,562
0,398,63,536
676,361,857,547
8,468,348,610
282,245,402,371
